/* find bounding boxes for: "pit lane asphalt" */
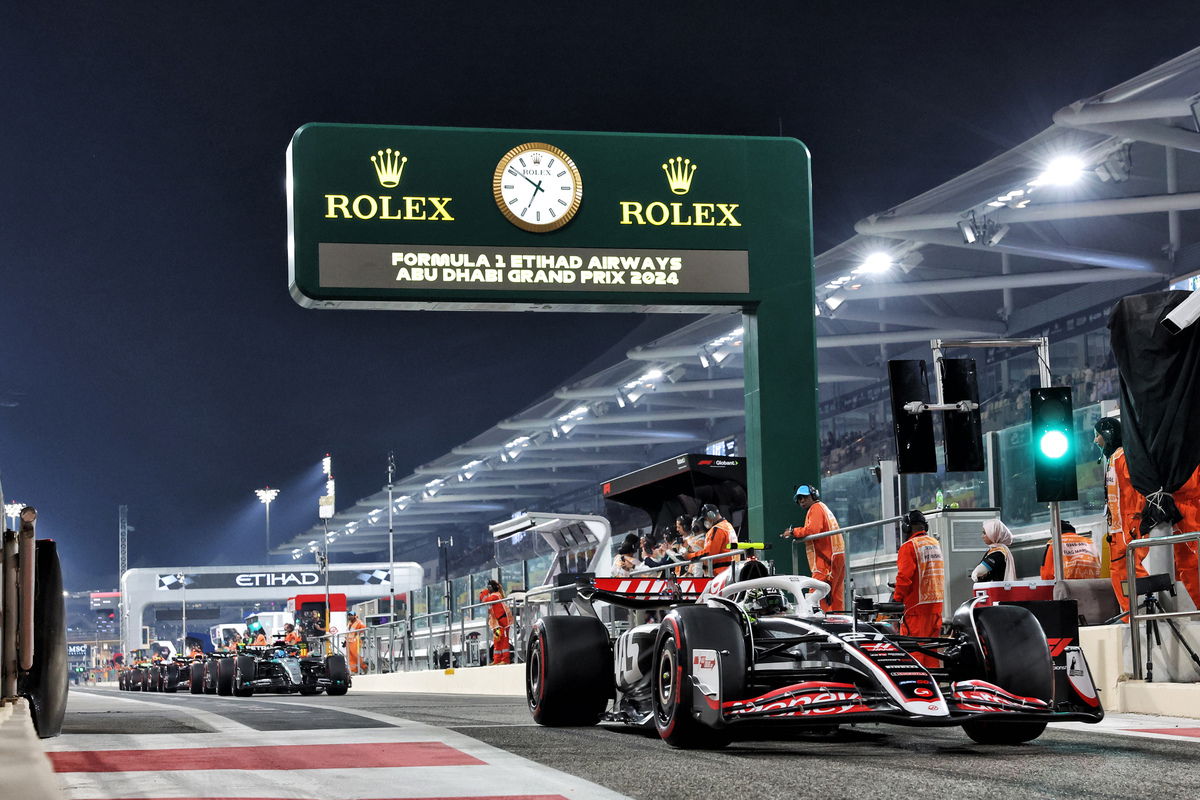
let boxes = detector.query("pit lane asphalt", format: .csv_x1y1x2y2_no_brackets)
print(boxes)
71,688,1199,800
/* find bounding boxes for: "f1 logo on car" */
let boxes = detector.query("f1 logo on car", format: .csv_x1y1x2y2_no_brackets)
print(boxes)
1047,637,1074,657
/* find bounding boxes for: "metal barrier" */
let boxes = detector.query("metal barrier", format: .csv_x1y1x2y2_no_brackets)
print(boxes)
786,515,903,608
1126,530,1200,681
314,531,918,677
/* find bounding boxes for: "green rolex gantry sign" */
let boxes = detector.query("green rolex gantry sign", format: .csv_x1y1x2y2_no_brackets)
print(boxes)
288,123,818,550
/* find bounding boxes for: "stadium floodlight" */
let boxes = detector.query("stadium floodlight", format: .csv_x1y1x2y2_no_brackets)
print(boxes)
1035,155,1085,186
957,216,980,244
986,223,1010,246
857,252,893,274
825,293,845,312
4,502,24,530
254,487,280,563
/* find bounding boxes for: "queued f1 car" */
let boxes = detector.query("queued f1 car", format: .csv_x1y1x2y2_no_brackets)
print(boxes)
525,562,1103,749
119,646,350,698
215,644,350,697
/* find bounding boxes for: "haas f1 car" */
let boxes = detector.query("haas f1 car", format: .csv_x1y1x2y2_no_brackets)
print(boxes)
526,562,1102,748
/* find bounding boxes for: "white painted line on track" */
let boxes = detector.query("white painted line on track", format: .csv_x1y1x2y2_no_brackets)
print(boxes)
51,688,633,800
64,687,257,734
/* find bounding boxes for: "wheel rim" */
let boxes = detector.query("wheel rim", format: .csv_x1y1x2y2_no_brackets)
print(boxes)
527,634,543,711
655,639,677,724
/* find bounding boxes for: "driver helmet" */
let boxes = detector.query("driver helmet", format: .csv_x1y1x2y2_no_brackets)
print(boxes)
275,648,287,658
745,587,791,616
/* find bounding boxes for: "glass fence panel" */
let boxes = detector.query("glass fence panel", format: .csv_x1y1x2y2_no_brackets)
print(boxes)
822,466,884,557
452,576,469,615
428,583,446,618
904,445,991,515
413,586,428,630
500,563,523,594
526,553,554,586
469,571,491,619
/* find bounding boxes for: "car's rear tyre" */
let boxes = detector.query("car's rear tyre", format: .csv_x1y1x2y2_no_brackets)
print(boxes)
216,656,235,696
653,606,744,750
164,664,180,693
961,605,1052,745
204,659,219,694
526,615,613,726
324,654,350,696
233,655,256,697
190,662,205,694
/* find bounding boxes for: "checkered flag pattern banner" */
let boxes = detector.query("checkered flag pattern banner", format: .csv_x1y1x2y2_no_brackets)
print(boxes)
356,569,391,585
155,573,192,590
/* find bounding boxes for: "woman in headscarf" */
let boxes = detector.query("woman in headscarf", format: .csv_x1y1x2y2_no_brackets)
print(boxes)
972,519,1017,582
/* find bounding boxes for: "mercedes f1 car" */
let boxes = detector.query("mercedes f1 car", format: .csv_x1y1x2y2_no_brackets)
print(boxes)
222,644,350,697
526,562,1103,748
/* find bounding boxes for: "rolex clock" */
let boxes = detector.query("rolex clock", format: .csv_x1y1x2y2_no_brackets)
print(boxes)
493,142,583,232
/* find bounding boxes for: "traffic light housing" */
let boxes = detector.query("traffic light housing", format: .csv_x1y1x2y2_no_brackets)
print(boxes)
1030,387,1078,502
888,360,937,473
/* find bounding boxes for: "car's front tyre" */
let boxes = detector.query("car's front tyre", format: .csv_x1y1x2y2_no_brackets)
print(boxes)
324,655,350,696
653,606,745,750
960,605,1052,745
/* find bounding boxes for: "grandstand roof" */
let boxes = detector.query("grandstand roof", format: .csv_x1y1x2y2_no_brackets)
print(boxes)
277,47,1200,559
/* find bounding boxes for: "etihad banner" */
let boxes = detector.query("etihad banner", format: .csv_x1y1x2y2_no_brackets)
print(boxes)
156,568,393,591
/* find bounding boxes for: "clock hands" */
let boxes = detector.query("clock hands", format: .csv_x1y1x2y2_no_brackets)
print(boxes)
521,179,544,218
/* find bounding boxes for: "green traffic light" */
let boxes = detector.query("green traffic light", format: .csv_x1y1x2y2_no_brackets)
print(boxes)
1039,430,1070,459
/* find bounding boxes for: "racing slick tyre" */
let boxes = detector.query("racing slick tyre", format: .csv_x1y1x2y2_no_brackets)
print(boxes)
653,606,745,750
233,655,256,697
216,655,235,696
526,615,613,726
961,605,1052,745
324,654,350,696
164,664,180,693
190,662,205,694
203,659,219,694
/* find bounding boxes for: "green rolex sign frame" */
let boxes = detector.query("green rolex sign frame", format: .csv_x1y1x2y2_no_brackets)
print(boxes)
288,123,818,551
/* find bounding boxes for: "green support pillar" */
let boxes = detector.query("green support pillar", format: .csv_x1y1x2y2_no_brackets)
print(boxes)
744,285,819,568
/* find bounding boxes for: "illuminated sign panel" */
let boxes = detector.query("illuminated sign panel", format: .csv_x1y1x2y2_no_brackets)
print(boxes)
287,123,818,558
287,124,810,312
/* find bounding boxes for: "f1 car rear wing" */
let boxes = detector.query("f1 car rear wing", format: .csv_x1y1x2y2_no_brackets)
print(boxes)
580,576,714,609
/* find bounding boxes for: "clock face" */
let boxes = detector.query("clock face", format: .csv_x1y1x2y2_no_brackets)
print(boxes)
493,142,582,232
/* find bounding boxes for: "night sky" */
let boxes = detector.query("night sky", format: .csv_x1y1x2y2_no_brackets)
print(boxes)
2,3,1197,591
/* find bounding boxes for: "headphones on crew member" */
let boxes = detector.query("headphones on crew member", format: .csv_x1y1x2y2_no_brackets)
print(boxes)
794,484,820,503
901,509,927,538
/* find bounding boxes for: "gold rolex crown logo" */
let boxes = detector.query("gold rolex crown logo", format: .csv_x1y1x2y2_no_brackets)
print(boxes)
661,156,697,195
371,148,408,188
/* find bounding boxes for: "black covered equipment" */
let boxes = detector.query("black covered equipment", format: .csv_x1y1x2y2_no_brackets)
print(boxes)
1108,291,1200,526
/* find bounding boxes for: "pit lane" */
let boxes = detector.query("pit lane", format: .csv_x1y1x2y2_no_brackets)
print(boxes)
59,687,1199,800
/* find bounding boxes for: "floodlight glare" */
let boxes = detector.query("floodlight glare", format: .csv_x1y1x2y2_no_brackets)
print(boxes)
858,252,893,273
1037,155,1085,186
255,487,280,505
